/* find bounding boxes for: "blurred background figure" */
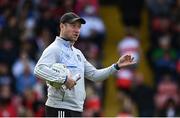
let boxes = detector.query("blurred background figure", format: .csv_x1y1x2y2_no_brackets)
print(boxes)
117,29,141,63
147,34,178,85
0,80,18,117
117,0,144,31
155,98,180,117
131,72,155,117
116,96,135,117
82,84,102,117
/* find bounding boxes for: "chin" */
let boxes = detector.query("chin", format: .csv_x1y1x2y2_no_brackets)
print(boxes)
73,38,78,41
69,38,77,42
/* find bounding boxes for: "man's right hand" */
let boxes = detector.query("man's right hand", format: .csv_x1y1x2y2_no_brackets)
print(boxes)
64,73,81,90
64,73,76,90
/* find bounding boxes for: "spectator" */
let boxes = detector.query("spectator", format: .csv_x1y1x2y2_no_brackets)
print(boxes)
147,34,178,84
156,98,180,117
118,0,144,29
154,73,179,111
117,29,141,63
116,97,134,117
146,0,174,18
0,38,18,66
0,84,17,117
12,50,35,79
83,85,101,117
79,1,106,50
116,29,140,96
131,72,155,116
15,60,36,95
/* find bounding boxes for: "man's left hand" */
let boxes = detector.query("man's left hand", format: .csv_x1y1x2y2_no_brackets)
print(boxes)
117,54,136,68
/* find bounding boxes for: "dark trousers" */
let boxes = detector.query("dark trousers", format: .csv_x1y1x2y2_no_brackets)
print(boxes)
45,105,82,117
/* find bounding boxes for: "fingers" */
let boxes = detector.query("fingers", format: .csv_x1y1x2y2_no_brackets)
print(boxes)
64,74,81,90
118,53,136,68
119,61,136,68
68,76,81,89
125,54,134,62
130,57,134,62
73,73,81,81
68,81,77,90
120,54,134,63
68,80,76,90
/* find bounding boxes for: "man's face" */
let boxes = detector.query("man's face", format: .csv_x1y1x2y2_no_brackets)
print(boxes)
60,21,82,42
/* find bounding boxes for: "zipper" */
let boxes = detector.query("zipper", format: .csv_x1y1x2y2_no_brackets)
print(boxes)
61,89,65,101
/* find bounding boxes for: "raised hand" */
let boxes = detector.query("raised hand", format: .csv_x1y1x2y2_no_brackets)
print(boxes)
117,54,136,68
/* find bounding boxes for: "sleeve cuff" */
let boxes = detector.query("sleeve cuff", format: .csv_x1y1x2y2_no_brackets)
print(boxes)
114,63,120,70
63,76,68,84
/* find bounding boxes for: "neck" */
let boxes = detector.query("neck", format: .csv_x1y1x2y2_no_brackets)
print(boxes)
60,36,68,41
59,35,75,46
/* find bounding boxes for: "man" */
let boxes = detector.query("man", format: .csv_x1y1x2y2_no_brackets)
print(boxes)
34,12,136,117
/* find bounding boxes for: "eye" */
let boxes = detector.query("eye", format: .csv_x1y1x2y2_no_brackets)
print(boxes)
71,24,76,28
77,24,81,28
71,22,81,28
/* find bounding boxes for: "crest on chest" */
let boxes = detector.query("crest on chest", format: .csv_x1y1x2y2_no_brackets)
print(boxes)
77,54,81,62
65,53,70,58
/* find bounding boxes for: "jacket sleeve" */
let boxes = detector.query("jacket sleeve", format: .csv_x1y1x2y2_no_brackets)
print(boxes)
84,59,118,82
34,46,67,84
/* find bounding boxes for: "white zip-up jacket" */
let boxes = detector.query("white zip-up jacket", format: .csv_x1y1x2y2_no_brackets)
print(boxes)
34,36,118,112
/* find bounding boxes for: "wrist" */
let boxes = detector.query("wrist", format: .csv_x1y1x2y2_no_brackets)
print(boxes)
114,63,120,70
63,76,68,84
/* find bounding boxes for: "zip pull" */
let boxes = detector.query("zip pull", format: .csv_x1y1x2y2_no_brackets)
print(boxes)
62,91,65,101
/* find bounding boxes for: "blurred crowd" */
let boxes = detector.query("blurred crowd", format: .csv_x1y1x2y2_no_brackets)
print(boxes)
0,0,179,117
0,0,105,117
115,0,180,117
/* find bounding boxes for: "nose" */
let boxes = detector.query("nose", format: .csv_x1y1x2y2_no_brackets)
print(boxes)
75,27,80,33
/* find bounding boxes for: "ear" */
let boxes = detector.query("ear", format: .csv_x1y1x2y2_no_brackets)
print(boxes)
60,23,63,29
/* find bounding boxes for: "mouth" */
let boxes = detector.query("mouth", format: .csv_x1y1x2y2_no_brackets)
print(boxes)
73,34,78,39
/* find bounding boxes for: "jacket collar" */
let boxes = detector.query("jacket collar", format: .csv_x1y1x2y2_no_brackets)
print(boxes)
56,36,73,48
